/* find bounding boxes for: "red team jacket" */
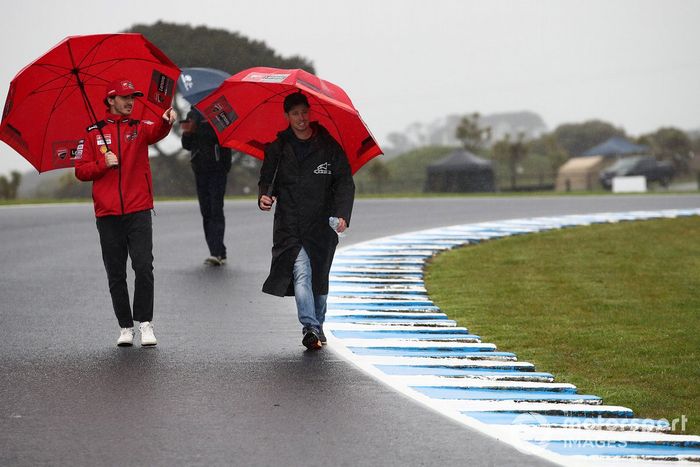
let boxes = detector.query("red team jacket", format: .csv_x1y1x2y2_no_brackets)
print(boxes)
75,112,171,217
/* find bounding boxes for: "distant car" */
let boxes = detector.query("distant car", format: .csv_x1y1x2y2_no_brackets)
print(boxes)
599,156,675,189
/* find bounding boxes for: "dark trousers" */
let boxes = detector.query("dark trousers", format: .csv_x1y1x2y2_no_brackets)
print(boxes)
194,170,228,258
96,210,154,328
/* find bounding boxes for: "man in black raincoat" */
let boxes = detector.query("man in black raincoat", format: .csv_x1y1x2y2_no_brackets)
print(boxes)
258,92,355,350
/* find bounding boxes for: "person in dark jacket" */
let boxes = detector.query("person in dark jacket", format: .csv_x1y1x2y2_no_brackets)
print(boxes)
75,78,175,347
181,107,233,266
258,92,355,350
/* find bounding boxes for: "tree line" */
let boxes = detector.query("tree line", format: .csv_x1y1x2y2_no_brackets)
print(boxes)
10,22,699,198
355,114,699,194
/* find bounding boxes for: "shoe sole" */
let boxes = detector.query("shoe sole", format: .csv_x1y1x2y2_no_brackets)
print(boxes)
117,342,133,347
141,341,157,347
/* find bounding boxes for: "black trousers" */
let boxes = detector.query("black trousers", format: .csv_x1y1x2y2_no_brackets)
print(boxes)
194,170,228,258
96,210,154,328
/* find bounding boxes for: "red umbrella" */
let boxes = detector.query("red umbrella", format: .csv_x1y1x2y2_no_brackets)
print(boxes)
0,33,180,172
195,67,382,174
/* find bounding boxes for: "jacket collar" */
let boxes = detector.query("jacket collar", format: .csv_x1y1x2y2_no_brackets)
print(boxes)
103,111,132,124
278,121,328,143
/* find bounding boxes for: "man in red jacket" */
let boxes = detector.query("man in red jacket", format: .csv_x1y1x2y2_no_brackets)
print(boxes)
75,78,175,347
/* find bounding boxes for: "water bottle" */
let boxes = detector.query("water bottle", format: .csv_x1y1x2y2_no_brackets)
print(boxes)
329,216,346,237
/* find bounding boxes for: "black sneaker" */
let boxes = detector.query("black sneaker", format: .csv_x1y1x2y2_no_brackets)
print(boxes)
319,328,327,345
302,328,322,350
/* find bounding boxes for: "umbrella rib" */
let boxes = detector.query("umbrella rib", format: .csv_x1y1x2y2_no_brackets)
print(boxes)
221,82,350,152
310,97,347,150
73,35,172,72
33,40,90,170
67,40,101,123
27,65,76,95
219,83,294,135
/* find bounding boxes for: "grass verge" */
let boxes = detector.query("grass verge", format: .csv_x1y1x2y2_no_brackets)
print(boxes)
425,216,700,435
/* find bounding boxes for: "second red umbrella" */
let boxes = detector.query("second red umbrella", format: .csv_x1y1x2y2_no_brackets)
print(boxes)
195,67,382,174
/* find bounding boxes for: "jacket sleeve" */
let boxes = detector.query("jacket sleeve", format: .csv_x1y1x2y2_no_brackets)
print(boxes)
258,143,281,204
331,142,355,226
75,133,109,181
142,116,172,145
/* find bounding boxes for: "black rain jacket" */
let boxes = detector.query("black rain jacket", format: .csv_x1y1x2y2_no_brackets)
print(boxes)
181,108,232,174
258,123,355,297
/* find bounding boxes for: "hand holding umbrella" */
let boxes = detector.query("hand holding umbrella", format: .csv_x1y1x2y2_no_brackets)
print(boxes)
162,107,177,125
258,194,276,211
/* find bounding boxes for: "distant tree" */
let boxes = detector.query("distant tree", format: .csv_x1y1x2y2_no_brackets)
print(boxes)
639,127,692,173
491,133,529,190
0,171,22,199
553,120,625,156
530,133,569,173
365,159,390,192
386,132,413,154
456,113,491,152
54,172,91,199
8,171,21,199
692,136,700,155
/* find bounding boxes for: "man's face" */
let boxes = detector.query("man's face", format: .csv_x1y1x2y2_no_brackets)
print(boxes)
109,95,135,116
285,104,310,134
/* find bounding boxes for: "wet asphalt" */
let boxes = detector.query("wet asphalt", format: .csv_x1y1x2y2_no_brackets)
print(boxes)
1,194,698,467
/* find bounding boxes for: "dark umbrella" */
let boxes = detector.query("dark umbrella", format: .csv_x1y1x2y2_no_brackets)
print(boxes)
0,33,180,172
195,67,382,175
177,67,230,106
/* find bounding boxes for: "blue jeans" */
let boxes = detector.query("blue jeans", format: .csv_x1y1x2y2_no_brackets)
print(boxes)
293,247,327,333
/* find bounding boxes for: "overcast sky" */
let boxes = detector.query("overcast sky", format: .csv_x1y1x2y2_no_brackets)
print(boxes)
1,0,699,175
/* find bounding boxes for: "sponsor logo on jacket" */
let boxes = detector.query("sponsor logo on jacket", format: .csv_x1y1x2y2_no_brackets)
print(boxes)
125,128,138,141
96,134,112,146
314,162,332,175
74,139,84,159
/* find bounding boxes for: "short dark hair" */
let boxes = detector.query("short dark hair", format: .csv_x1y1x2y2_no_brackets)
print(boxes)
283,92,309,113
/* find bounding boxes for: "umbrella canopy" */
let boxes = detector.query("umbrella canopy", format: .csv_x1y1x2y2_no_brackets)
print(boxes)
195,67,382,174
177,67,230,106
0,33,180,172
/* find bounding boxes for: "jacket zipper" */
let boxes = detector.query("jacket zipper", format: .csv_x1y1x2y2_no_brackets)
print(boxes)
117,121,125,215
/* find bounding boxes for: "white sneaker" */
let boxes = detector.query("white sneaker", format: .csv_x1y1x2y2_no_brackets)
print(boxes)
139,321,157,346
117,327,134,347
204,256,225,266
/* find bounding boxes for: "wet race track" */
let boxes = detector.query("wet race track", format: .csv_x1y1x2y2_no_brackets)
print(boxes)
1,195,698,466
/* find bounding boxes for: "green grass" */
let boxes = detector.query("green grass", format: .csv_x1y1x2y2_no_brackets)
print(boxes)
425,216,700,435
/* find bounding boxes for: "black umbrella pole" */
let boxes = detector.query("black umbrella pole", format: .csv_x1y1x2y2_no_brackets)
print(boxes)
266,162,279,197
73,71,112,155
